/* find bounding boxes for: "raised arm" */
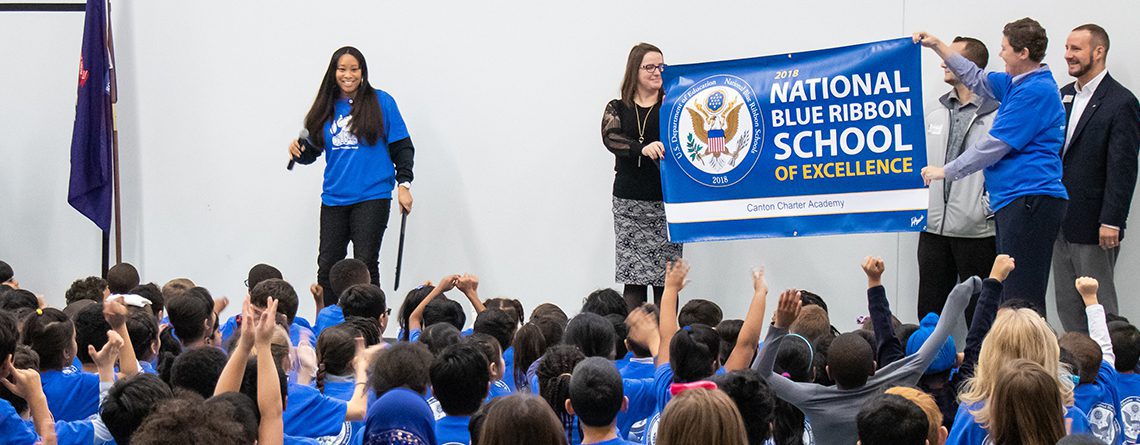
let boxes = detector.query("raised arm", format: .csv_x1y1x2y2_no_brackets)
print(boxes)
753,289,802,376
862,256,903,367
408,275,459,332
2,366,57,445
724,266,768,371
455,274,486,314
954,255,1014,385
215,299,256,396
656,260,689,367
1077,277,1115,366
90,330,124,384
913,33,995,100
913,276,981,371
626,306,660,358
253,298,284,445
104,298,139,378
343,337,372,422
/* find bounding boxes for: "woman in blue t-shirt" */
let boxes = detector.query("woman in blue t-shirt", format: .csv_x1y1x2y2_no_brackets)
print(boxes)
289,46,416,306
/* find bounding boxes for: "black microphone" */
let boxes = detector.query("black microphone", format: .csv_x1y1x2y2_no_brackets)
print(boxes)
287,129,310,171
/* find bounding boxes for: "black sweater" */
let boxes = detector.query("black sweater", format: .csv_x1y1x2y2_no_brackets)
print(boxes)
601,99,664,202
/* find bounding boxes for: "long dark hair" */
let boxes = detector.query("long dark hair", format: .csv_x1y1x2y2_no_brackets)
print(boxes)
304,46,384,148
619,43,663,108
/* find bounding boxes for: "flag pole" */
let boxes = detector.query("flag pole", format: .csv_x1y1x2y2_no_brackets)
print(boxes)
107,0,121,264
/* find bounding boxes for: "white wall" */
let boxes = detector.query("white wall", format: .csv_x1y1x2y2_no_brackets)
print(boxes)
2,0,1138,336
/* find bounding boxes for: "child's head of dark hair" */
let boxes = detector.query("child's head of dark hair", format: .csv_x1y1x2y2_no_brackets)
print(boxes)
125,309,159,362
170,346,228,399
430,343,490,416
203,393,259,443
669,323,721,383
857,393,929,445
398,285,435,340
1057,435,1113,445
340,283,387,320
999,298,1041,315
798,290,828,313
716,319,744,364
812,335,835,386
21,308,75,370
532,303,568,326
605,313,629,359
827,333,875,389
0,312,18,373
564,312,616,359
100,373,174,445
474,309,517,354
511,322,548,390
678,299,723,328
1110,321,1140,372
533,313,566,347
710,369,776,443
245,263,282,291
467,333,504,379
477,394,570,445
420,322,461,356
0,289,38,315
166,287,215,344
129,283,164,318
424,297,466,332
581,289,628,319
0,261,12,284
469,396,499,445
316,324,358,391
237,356,287,417
568,356,624,427
1059,332,1102,384
250,279,299,325
538,344,586,419
368,341,434,397
790,305,833,344
74,302,110,365
329,258,370,301
774,334,815,383
130,395,247,445
344,316,382,347
107,263,141,295
485,298,525,327
66,276,108,305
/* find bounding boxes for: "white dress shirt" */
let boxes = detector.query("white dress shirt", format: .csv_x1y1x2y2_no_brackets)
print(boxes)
1063,68,1108,155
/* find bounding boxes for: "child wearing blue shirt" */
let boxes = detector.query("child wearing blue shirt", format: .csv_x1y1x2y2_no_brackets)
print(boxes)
430,343,491,445
1,311,54,445
1110,321,1140,444
568,357,640,445
1061,277,1124,444
313,258,372,336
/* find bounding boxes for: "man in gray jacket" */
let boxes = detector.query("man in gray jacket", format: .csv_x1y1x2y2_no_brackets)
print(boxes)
917,36,998,325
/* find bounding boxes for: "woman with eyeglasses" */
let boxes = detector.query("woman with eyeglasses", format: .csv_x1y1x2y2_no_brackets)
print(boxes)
601,42,682,310
287,46,416,305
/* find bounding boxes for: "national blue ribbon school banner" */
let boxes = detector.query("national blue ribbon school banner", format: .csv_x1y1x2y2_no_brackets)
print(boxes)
660,37,928,242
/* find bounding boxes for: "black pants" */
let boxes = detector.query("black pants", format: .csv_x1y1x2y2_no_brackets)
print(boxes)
916,232,996,326
993,195,1067,316
317,198,390,307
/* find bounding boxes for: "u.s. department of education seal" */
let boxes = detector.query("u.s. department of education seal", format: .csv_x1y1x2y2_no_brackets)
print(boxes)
668,74,763,187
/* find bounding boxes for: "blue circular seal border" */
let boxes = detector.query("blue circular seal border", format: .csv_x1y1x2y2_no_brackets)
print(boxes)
667,74,765,188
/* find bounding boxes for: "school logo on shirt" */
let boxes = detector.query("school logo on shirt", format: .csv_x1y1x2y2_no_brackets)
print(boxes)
1089,402,1121,444
426,396,446,421
668,75,764,187
1123,396,1140,442
645,412,660,444
329,114,358,149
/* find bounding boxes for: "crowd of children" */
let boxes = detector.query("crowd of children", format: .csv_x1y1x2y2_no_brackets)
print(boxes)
0,255,1136,445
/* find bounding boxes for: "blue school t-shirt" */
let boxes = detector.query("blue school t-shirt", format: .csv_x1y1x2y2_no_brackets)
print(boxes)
41,368,100,422
620,357,654,380
1074,360,1122,444
615,375,655,440
614,351,633,372
322,377,358,402
502,347,516,391
1117,373,1140,444
946,402,1090,444
315,305,345,337
486,379,512,403
980,67,1068,211
284,382,349,438
0,399,36,445
434,415,471,445
220,315,314,348
49,419,96,445
322,89,409,206
588,438,639,445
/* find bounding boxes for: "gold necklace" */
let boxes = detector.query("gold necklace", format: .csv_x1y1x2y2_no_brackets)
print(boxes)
634,104,652,144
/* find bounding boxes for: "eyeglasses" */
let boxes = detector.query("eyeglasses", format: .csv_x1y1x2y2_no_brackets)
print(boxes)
641,64,666,74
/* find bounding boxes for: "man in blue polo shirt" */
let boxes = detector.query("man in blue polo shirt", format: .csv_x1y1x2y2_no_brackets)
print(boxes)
915,18,1069,315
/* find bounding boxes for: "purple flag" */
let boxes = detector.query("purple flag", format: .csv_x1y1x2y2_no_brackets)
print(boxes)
68,0,115,231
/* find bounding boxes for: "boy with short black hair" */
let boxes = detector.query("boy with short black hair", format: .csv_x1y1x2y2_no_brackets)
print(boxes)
100,373,173,444
1062,277,1123,444
314,259,371,335
106,263,141,295
857,393,929,445
567,356,636,445
431,343,491,445
340,283,388,334
248,278,314,349
1111,321,1140,444
677,299,722,329
170,346,228,399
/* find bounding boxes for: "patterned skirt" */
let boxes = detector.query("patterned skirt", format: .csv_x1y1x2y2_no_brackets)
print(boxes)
613,197,684,286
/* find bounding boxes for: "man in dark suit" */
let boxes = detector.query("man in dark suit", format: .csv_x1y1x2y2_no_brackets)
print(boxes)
1053,23,1140,333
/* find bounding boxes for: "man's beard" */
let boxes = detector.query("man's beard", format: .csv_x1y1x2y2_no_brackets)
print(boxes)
1068,56,1092,78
